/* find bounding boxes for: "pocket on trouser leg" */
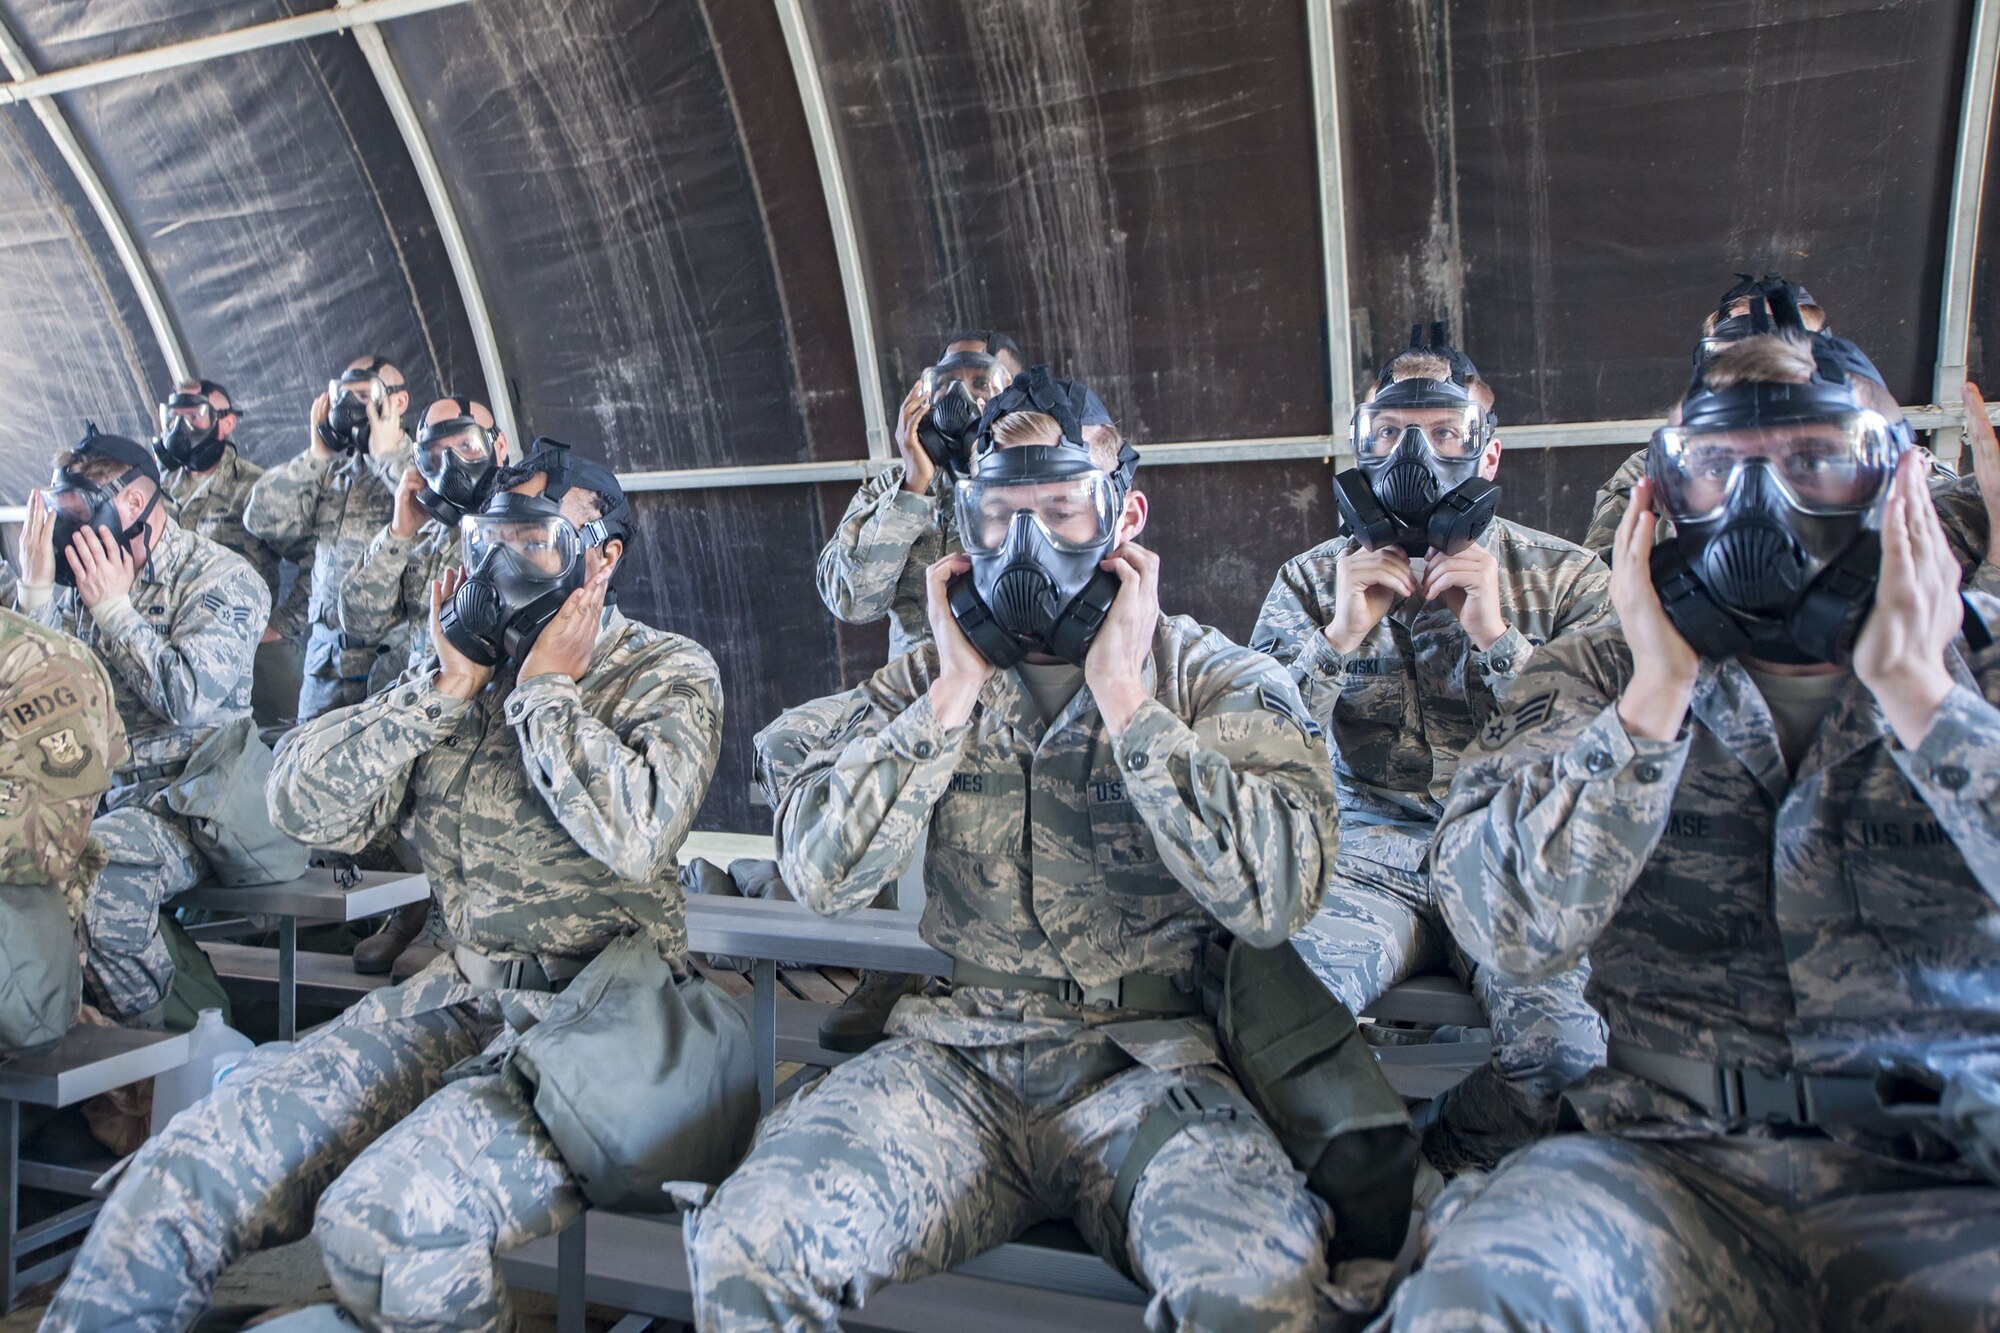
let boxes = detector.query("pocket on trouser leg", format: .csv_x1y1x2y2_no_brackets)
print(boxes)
379,1242,495,1326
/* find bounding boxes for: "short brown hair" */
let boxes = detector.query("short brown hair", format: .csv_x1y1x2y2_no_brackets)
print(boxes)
990,410,1125,474
53,450,148,491
1701,332,1906,424
1379,350,1495,412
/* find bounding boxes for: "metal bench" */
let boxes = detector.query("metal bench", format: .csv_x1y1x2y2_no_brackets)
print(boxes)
200,941,399,1012
168,868,429,1039
0,1025,189,1309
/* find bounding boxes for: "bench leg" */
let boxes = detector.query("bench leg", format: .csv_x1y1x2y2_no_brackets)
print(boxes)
752,959,776,1114
2,1098,16,1311
557,1213,587,1333
279,914,298,1041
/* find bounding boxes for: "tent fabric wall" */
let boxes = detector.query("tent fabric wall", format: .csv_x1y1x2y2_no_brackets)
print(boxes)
0,0,1993,830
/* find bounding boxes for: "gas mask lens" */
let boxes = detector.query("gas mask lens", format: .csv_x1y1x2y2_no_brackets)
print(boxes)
328,373,393,411
1652,412,1895,520
923,356,1011,408
159,399,216,435
418,422,495,484
460,513,581,581
954,472,1118,556
1352,403,1487,462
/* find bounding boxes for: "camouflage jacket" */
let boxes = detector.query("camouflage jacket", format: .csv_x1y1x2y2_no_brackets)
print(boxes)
163,445,295,639
1432,608,2000,1085
16,521,266,790
815,464,961,659
1585,445,1988,591
244,440,415,674
1251,517,1612,870
0,607,126,892
337,518,458,672
269,608,723,964
756,615,1339,1039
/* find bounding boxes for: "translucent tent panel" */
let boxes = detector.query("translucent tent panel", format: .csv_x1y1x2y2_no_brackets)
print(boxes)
381,0,813,472
1,0,483,456
804,0,1333,445
1972,90,1999,392
0,104,166,499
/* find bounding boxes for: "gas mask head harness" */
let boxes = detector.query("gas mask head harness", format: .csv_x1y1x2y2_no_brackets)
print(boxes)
1693,273,1822,373
319,356,402,455
414,396,504,528
45,424,165,589
437,439,631,669
154,380,237,473
1335,322,1499,557
1647,296,1911,666
915,335,1023,479
945,367,1140,668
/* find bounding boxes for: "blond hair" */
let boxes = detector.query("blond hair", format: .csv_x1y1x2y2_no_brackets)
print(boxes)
990,410,1126,474
1701,332,1818,390
1379,350,1495,412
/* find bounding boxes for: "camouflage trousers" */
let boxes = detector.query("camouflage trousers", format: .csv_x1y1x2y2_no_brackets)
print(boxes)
1290,854,1606,1172
44,954,577,1333
1373,1130,2000,1331
84,804,207,1023
295,625,375,727
686,1027,1340,1333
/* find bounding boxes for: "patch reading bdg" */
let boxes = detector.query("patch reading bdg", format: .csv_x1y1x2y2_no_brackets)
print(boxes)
1480,690,1557,750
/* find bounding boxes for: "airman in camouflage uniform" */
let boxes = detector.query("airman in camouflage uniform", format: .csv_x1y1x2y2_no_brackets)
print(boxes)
155,379,310,734
1385,359,2000,1328
816,332,1022,658
0,605,126,1056
46,461,723,1333
692,456,1346,1330
13,431,267,1025
244,357,416,724
1252,344,1613,1173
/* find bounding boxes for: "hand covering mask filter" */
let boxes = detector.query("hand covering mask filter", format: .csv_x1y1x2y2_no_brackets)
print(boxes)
438,439,630,668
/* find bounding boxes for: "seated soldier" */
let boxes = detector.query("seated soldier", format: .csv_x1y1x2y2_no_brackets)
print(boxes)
690,370,1345,1330
0,604,125,1057
152,377,303,734
1386,324,2000,1327
46,444,724,1332
1252,325,1612,1171
10,426,267,1026
334,395,512,974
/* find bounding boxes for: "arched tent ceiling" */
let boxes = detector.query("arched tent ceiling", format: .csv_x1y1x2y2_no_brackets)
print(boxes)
0,0,1994,829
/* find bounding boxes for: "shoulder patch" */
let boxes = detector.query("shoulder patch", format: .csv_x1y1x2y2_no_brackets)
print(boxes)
1480,689,1558,750
198,590,254,624
1258,684,1323,741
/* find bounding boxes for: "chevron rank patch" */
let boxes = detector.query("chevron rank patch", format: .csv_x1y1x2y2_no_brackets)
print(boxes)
1480,689,1558,750
1258,685,1323,742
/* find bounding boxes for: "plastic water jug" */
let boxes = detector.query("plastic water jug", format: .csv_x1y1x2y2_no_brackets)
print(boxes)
149,1008,254,1135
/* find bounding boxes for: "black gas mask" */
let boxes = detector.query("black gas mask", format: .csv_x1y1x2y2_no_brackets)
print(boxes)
46,425,165,589
1692,273,1821,374
414,397,504,528
154,382,234,473
319,358,400,455
1334,326,1499,557
944,368,1138,667
1648,318,1909,666
916,349,1013,479
437,440,630,668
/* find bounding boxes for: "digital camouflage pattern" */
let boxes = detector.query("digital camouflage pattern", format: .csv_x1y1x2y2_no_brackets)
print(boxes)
163,445,290,638
1376,1132,2000,1331
1251,518,1611,1169
16,520,266,1021
47,606,723,1330
815,464,961,658
1397,604,2000,1329
337,516,460,679
244,441,414,720
0,605,125,892
691,617,1349,1330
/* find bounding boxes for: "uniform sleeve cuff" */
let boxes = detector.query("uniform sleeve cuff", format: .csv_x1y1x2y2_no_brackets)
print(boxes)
395,674,474,733
1559,701,1688,791
1114,699,1189,780
1895,683,1995,793
372,526,415,559
505,672,582,727
1970,562,2000,600
1295,628,1352,689
1471,625,1531,680
87,593,139,633
882,692,969,765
